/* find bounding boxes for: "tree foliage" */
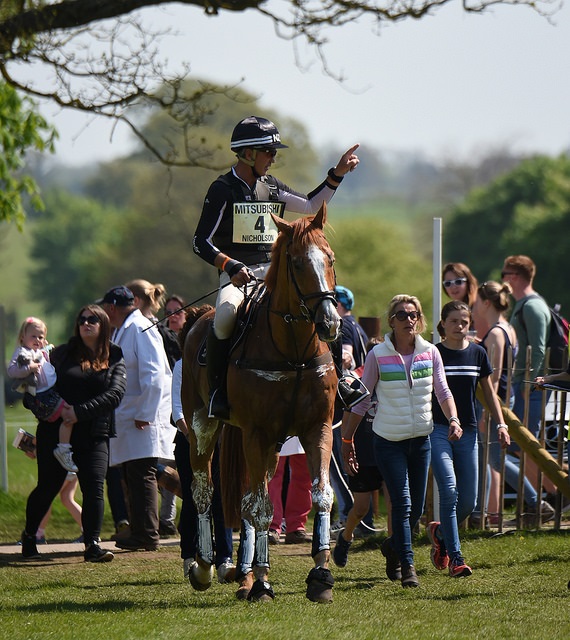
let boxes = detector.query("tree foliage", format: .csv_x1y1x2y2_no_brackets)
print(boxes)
28,189,126,328
0,80,56,226
328,217,433,331
0,0,556,211
444,154,570,314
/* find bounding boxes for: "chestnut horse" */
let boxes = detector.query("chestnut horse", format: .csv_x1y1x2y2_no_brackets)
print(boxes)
181,204,340,602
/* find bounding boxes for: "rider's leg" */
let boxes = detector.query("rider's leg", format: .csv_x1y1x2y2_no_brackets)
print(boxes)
207,273,243,419
331,337,370,409
207,326,232,420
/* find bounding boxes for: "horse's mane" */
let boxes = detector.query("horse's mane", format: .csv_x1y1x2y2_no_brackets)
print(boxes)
179,304,214,348
265,216,330,292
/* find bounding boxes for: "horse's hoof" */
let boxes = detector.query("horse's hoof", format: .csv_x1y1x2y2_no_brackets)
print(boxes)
305,566,334,603
235,572,254,600
188,561,213,592
247,579,275,602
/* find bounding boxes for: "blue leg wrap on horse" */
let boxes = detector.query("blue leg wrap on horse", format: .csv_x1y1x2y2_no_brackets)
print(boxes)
197,510,213,566
254,530,270,569
312,511,331,558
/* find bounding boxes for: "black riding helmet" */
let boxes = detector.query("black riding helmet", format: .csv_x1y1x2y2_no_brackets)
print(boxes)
230,116,288,152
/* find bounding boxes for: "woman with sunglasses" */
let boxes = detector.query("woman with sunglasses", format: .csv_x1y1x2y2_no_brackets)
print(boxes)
21,304,126,563
442,262,479,309
340,295,458,588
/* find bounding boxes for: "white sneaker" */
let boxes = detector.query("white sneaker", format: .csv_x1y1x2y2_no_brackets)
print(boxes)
217,560,236,584
53,447,78,473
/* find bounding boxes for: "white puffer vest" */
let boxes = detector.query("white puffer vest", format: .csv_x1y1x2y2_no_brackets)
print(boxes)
371,334,435,442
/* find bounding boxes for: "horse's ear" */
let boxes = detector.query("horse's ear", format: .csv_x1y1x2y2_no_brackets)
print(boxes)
311,203,327,230
271,213,293,236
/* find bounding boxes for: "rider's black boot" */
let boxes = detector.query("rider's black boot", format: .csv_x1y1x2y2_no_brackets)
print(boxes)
331,336,370,409
207,327,231,420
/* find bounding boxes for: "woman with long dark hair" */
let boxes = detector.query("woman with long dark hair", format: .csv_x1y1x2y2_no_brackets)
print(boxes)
21,304,126,563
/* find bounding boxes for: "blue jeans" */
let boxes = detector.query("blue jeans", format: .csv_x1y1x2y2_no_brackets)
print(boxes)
430,424,478,561
488,430,538,509
512,383,550,441
330,427,353,522
373,433,430,567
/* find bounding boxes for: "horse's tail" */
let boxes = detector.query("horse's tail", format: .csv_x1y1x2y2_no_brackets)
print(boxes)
220,424,248,529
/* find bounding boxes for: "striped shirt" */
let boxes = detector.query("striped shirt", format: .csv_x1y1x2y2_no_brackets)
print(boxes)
432,341,492,429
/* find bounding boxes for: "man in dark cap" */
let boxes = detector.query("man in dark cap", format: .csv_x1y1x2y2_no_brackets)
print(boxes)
99,285,174,552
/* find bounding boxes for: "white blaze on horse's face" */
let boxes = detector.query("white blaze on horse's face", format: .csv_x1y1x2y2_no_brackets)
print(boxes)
306,244,341,342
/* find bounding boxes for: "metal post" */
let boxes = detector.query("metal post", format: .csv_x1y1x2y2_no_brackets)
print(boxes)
0,305,8,491
431,218,442,522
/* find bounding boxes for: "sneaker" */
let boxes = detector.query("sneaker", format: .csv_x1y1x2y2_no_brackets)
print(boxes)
217,560,237,584
159,521,178,538
53,446,78,473
401,563,419,588
536,500,556,523
110,520,130,541
426,521,449,570
21,531,41,560
523,501,556,528
449,556,472,578
337,376,370,409
330,519,346,540
115,537,159,551
354,522,377,539
381,536,402,582
84,543,114,563
72,534,84,544
332,529,352,568
268,529,280,545
284,529,312,544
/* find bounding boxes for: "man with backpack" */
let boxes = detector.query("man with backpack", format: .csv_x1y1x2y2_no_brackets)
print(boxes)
501,255,557,499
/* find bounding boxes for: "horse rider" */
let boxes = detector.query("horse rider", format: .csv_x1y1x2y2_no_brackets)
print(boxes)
192,115,367,420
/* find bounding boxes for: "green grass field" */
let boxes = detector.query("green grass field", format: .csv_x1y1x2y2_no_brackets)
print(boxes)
1,402,116,542
2,402,570,639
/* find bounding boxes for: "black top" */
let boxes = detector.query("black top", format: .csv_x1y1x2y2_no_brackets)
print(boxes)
49,339,126,446
193,168,336,267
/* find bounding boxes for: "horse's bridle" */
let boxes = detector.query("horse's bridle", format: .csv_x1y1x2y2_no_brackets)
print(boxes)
279,246,337,324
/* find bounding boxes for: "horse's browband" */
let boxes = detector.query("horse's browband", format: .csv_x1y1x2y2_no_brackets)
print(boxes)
235,350,333,372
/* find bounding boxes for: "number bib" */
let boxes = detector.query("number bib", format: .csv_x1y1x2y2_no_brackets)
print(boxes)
232,201,286,244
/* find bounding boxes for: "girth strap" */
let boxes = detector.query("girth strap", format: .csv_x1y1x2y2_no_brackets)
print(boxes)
235,350,333,372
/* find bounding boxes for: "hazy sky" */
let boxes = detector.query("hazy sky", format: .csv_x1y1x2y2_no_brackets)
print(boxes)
38,1,570,165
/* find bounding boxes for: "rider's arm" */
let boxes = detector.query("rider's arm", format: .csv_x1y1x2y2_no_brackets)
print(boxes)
193,181,230,267
274,144,360,215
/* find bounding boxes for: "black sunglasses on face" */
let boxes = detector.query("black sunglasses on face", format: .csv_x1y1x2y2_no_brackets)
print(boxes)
442,277,467,288
391,310,421,322
257,148,277,157
78,315,100,326
501,271,517,279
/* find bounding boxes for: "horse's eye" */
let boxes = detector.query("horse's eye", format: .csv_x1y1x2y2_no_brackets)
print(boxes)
291,256,304,269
